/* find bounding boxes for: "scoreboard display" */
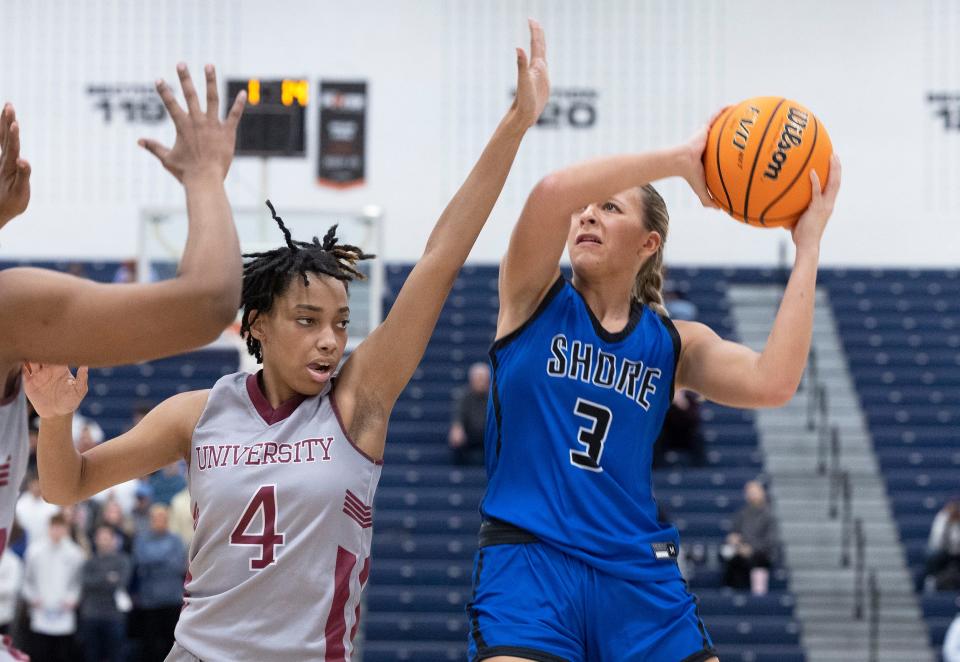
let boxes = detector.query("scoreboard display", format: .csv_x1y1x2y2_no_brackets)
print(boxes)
226,78,307,157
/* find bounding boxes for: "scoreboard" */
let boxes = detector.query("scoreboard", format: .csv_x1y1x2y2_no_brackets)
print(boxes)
226,78,307,157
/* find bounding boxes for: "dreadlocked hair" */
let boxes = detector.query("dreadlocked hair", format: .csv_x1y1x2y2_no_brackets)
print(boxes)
239,200,375,363
630,184,669,317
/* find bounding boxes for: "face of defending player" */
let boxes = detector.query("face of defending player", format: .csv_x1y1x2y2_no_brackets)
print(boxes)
566,188,661,290
249,273,350,397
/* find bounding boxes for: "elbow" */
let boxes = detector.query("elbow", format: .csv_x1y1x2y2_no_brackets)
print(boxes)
760,379,799,409
192,287,240,342
529,174,565,207
39,484,78,508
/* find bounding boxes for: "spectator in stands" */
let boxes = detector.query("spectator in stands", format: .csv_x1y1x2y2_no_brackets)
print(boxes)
131,482,155,537
148,461,187,506
79,524,132,662
722,480,778,595
0,545,23,634
945,611,960,662
168,485,194,548
448,362,489,466
132,504,187,662
924,498,960,592
21,512,85,662
654,389,706,468
97,499,133,554
15,472,58,548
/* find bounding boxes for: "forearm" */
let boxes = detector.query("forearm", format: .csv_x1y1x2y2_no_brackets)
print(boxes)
755,247,820,401
531,146,688,220
36,414,84,505
420,109,528,267
175,172,242,323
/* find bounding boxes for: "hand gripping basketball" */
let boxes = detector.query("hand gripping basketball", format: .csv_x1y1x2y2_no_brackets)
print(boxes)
790,153,841,252
138,63,246,183
22,363,89,419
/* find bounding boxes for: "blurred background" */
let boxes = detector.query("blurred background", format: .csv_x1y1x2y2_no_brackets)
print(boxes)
1,1,958,661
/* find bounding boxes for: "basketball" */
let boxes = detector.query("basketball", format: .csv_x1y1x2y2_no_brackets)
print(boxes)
703,96,832,227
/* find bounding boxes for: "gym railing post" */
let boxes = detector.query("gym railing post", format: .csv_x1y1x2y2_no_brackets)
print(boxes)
816,385,829,475
868,569,880,662
853,518,865,620
840,472,852,568
806,349,818,430
828,426,841,518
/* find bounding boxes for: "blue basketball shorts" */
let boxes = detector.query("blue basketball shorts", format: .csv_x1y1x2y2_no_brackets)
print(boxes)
466,525,716,662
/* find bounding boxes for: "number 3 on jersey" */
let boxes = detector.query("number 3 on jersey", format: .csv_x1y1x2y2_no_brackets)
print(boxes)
569,398,612,473
230,485,285,570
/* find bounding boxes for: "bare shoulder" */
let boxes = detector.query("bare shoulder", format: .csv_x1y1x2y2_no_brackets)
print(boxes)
153,389,211,437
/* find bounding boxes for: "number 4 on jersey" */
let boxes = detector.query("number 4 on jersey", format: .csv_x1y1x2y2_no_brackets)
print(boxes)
569,398,612,473
230,485,285,570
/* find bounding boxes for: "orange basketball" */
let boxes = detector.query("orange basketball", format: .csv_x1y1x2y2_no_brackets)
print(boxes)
703,96,832,227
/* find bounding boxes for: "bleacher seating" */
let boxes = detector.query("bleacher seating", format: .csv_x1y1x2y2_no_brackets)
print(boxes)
822,268,960,653
366,264,806,662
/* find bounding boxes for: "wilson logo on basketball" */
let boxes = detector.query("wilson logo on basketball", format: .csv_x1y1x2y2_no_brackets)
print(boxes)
763,107,809,181
731,105,761,166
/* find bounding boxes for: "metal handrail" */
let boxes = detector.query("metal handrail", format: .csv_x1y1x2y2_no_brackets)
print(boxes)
806,349,819,431
828,427,842,518
816,385,830,475
839,472,853,567
868,569,880,662
853,518,866,619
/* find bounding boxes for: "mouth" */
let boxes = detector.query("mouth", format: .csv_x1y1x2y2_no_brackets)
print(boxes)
576,233,602,246
306,361,334,383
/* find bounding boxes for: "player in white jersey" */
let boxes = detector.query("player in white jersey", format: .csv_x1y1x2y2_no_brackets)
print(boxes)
24,21,550,662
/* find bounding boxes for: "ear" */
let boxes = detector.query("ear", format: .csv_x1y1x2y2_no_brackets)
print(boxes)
247,310,265,342
638,230,662,259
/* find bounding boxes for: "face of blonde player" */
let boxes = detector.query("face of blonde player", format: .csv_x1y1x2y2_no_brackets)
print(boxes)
566,187,660,288
252,273,350,399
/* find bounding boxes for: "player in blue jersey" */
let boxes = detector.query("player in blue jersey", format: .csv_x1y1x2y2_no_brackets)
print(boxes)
468,119,841,661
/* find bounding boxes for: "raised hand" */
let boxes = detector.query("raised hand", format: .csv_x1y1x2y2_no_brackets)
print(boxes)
512,19,550,128
139,63,246,183
791,153,841,251
0,103,32,226
22,363,89,419
680,108,728,209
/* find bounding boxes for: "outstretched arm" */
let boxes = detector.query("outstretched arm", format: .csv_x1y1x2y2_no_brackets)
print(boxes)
23,363,203,505
497,120,720,338
676,155,842,408
0,64,247,367
337,20,550,454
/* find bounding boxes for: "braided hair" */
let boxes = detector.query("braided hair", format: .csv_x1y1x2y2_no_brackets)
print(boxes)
240,201,374,362
630,184,669,317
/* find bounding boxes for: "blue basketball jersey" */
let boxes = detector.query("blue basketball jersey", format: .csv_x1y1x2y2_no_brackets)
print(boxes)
481,275,683,581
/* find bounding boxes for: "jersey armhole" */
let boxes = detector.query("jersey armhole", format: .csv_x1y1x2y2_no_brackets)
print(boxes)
490,274,566,353
658,313,682,402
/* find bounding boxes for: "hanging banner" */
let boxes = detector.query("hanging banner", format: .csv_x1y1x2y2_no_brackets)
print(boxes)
317,81,367,189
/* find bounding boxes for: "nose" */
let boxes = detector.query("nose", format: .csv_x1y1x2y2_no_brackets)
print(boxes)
316,325,337,353
577,204,599,227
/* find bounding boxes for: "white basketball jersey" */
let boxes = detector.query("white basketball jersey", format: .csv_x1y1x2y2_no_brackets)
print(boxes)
0,380,30,550
175,372,382,662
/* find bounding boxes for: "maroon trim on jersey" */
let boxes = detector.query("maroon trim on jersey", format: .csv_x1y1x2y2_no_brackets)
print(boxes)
0,373,21,406
326,546,358,661
343,490,373,528
245,372,306,425
349,556,371,643
328,388,384,466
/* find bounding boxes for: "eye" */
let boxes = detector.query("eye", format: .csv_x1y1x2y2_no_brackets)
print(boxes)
296,317,314,326
337,319,350,330
602,201,621,213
